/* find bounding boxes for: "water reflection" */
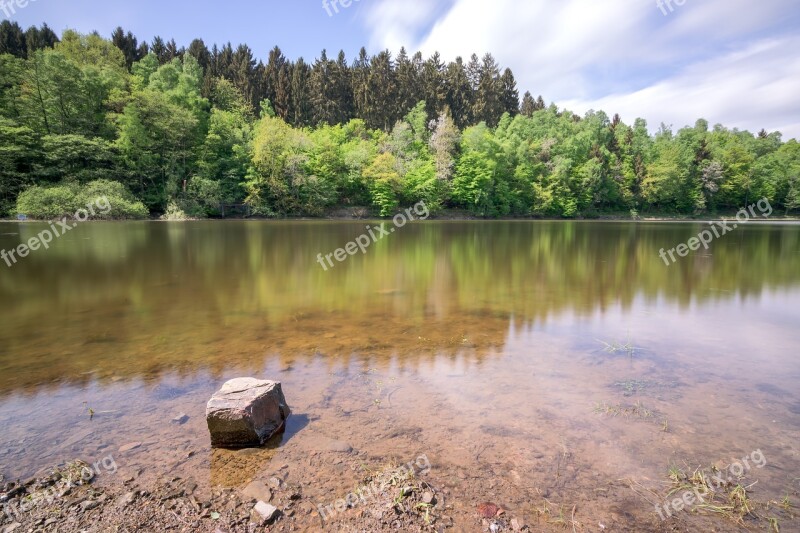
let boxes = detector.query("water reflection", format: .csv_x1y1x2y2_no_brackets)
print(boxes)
1,220,799,396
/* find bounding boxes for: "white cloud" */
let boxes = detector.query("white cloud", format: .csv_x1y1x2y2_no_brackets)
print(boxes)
562,36,800,139
361,0,800,139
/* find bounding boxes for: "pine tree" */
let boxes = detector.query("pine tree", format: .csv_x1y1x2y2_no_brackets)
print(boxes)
25,24,59,58
265,46,292,121
444,57,473,129
310,50,336,125
187,39,211,72
395,47,419,120
111,27,143,69
231,44,257,110
466,53,481,93
290,58,312,127
151,36,169,64
351,47,370,123
165,39,182,61
0,21,27,58
421,52,445,120
365,50,397,131
500,68,519,117
473,53,502,127
520,91,536,117
331,50,353,124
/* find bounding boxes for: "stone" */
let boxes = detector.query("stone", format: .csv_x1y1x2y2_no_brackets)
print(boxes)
119,442,142,453
171,413,189,425
116,491,137,509
242,481,272,503
206,378,291,448
250,501,279,524
80,500,100,511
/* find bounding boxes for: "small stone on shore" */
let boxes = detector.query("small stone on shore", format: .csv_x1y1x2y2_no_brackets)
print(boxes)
242,480,272,503
119,442,142,453
251,501,279,524
171,413,189,425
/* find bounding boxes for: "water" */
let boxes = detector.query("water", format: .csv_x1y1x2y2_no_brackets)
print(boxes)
1,220,798,528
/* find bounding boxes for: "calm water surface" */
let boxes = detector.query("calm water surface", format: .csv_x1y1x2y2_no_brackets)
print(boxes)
1,220,798,527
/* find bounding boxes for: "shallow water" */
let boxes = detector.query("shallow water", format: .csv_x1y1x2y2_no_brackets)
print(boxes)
1,220,799,528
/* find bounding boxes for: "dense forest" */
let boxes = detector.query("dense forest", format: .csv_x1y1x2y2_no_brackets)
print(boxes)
1,21,799,219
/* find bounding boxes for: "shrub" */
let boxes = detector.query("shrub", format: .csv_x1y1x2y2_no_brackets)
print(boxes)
16,180,148,220
160,201,191,220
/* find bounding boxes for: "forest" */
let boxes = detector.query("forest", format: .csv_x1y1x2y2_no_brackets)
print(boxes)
1,21,799,219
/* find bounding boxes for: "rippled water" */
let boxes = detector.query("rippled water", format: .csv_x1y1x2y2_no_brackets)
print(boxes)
1,220,798,528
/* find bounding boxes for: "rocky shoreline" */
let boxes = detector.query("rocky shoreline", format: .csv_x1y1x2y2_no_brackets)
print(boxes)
0,457,463,533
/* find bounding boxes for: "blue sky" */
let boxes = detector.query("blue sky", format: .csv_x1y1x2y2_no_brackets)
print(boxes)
6,0,800,138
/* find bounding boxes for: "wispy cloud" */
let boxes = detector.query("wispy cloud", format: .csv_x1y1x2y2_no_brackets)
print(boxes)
361,0,800,138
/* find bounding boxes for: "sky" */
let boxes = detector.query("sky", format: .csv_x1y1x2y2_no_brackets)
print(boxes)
6,0,800,139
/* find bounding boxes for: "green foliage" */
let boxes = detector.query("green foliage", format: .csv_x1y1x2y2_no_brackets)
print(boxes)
364,152,402,216
0,117,39,215
160,200,191,220
15,179,147,219
1,28,800,220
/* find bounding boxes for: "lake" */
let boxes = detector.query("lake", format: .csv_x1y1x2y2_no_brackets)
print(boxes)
1,220,798,529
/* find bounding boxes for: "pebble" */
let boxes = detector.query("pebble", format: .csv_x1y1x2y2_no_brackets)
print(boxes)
119,442,142,453
80,500,100,511
171,414,190,425
242,481,272,503
251,501,279,524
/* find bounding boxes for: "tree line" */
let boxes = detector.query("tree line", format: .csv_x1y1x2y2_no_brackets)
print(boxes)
1,21,798,219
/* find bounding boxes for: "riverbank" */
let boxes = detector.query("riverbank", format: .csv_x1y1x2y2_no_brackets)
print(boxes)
3,207,799,222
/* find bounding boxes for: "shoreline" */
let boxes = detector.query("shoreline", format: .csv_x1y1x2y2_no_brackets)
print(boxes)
2,211,799,223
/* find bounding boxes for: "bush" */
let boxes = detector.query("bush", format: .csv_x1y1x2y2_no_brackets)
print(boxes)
160,201,191,220
16,180,149,220
15,183,80,219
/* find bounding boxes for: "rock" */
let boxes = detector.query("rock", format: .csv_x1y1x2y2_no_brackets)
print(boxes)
268,477,282,490
206,378,291,448
119,442,142,453
422,491,435,504
3,523,21,533
510,518,525,531
171,413,189,425
250,501,279,524
116,491,137,509
242,481,272,503
477,502,500,518
80,500,100,511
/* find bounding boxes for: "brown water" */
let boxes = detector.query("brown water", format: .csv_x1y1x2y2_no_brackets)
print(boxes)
1,220,799,530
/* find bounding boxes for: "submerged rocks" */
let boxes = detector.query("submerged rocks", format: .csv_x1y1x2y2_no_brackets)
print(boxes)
206,378,291,448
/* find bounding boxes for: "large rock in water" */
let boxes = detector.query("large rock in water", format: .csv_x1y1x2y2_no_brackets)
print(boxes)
206,378,291,448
